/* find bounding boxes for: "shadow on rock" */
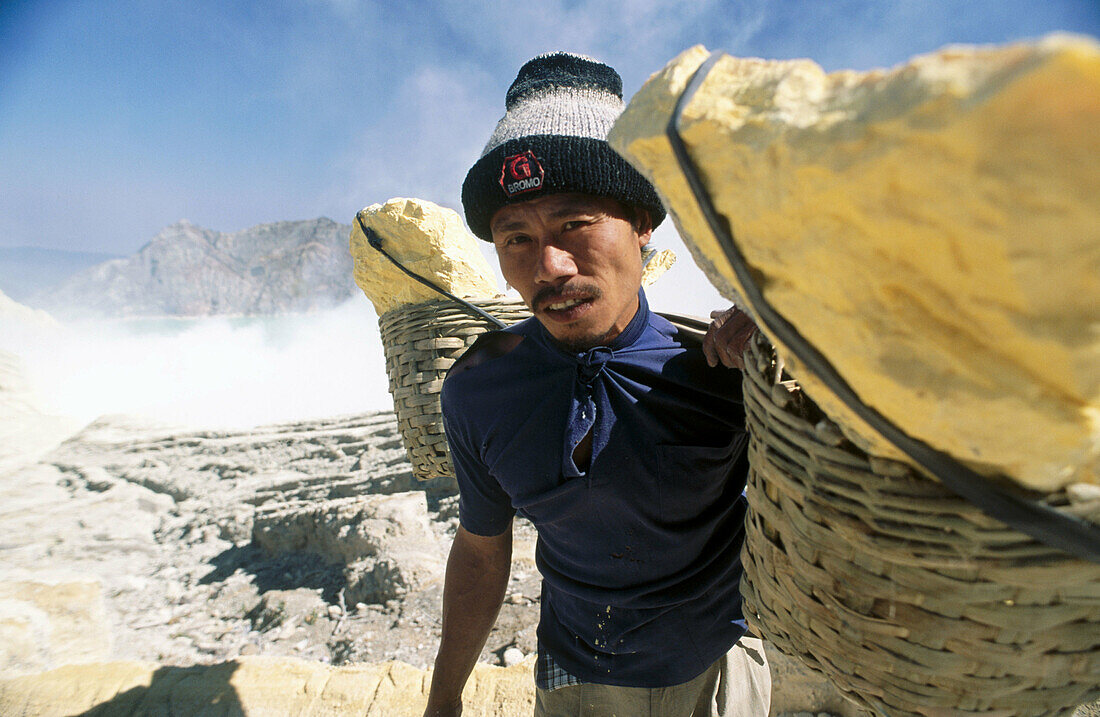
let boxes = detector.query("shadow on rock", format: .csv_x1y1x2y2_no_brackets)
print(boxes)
199,544,346,603
76,662,243,716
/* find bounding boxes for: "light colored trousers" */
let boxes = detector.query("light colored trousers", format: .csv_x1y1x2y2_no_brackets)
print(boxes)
534,636,771,717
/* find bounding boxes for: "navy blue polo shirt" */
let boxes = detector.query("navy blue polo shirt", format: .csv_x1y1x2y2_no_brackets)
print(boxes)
440,290,749,688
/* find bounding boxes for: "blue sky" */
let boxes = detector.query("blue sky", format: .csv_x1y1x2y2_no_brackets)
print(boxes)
1,0,1097,255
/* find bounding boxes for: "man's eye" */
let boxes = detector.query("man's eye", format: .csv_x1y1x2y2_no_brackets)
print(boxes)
562,220,587,231
505,235,531,246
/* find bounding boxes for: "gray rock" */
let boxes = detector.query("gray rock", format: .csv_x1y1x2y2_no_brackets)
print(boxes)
253,491,446,605
248,589,328,632
30,218,356,318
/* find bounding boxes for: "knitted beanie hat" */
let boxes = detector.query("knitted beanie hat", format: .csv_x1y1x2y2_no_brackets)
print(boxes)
461,52,666,242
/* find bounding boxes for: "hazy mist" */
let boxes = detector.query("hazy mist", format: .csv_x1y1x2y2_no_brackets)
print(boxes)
2,299,393,430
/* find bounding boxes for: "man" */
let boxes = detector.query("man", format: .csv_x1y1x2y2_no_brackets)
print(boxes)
423,52,767,717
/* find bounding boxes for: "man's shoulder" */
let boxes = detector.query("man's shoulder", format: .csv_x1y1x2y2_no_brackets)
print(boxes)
443,318,539,395
639,311,744,403
449,330,526,378
441,320,542,431
649,311,707,349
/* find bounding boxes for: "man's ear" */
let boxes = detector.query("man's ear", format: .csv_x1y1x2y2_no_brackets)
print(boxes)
635,209,653,248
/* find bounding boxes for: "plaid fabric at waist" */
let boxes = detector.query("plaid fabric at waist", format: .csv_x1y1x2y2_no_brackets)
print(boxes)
533,618,748,691
535,645,585,692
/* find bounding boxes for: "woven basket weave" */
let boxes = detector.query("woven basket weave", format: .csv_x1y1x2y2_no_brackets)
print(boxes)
739,332,1100,717
377,297,531,481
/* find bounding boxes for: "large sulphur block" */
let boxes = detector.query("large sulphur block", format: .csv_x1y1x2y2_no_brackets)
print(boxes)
609,35,1100,491
351,198,499,315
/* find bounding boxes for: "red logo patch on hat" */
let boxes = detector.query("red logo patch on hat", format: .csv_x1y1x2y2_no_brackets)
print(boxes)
499,150,544,197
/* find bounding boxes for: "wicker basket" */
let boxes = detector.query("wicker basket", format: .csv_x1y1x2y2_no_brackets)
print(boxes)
739,332,1100,717
377,297,531,481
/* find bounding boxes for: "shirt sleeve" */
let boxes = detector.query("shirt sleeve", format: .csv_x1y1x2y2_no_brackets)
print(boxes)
441,391,516,537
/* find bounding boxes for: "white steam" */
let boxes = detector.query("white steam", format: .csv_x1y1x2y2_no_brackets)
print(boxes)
1,298,394,430
1,238,728,433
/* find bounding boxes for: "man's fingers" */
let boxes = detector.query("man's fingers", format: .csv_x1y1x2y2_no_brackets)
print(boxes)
709,307,736,329
703,332,720,367
719,326,743,368
704,306,759,370
724,322,757,371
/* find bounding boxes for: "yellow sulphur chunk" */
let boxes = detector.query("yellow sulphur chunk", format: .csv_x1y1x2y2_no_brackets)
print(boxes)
350,198,499,316
610,35,1100,490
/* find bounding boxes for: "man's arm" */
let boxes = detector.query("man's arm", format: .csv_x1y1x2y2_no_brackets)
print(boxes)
703,306,758,370
423,523,513,717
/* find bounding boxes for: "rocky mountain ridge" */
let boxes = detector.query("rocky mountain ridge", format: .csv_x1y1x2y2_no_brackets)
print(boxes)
28,218,356,318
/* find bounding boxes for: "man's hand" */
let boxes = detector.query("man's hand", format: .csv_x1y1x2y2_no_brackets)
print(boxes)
703,306,758,370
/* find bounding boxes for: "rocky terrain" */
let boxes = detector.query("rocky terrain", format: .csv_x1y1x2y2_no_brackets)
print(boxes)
0,405,544,713
0,332,875,715
26,218,356,318
0,404,544,671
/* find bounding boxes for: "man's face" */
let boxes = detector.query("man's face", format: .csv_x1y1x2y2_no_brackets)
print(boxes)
490,193,651,352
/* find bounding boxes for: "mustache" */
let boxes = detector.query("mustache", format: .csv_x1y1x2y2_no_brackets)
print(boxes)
532,283,602,311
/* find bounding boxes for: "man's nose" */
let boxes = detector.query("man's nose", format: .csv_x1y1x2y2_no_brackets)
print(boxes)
535,242,577,284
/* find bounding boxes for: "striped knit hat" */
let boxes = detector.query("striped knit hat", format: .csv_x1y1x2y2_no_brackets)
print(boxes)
461,52,666,242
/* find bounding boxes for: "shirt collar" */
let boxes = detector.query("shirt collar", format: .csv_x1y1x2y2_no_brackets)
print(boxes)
608,287,649,351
